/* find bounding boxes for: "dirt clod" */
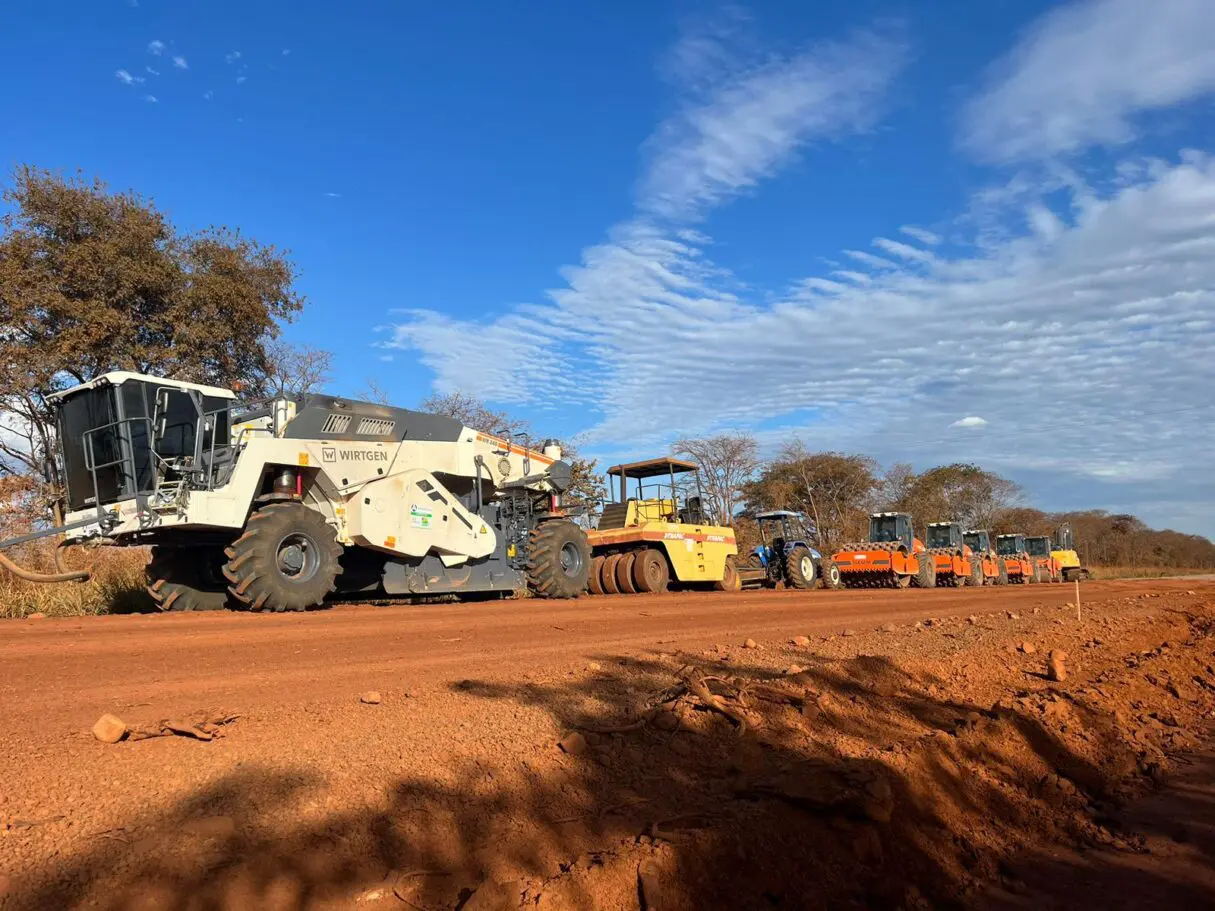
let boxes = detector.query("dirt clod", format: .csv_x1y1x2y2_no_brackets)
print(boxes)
1048,650,1069,682
791,635,811,647
25,612,46,621
1019,642,1036,654
558,732,588,755
743,638,758,649
359,691,382,705
91,714,127,744
881,623,897,633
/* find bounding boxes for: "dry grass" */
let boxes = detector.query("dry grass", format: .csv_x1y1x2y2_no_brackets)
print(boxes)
1090,564,1212,580
0,543,150,619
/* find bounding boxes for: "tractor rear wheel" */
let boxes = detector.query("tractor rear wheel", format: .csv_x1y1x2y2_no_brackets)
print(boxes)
785,546,816,589
615,551,639,594
633,548,670,593
587,555,607,595
224,503,342,612
714,557,741,592
601,554,623,594
147,545,232,612
527,520,591,598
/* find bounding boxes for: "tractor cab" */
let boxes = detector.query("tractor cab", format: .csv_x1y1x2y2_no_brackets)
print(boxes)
1026,536,1052,557
752,510,819,567
926,522,964,550
597,458,707,530
870,512,916,550
996,534,1027,556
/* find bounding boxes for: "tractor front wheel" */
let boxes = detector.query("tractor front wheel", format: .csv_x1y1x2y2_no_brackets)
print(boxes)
224,503,342,612
147,545,232,612
527,520,591,598
785,546,816,589
820,558,844,590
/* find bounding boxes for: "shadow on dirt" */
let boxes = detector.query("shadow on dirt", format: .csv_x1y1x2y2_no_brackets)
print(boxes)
7,640,1214,910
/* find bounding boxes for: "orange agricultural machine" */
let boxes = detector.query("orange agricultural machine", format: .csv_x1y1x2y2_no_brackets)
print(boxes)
824,512,935,589
1026,535,1062,583
995,534,1035,583
963,529,1006,585
924,521,976,587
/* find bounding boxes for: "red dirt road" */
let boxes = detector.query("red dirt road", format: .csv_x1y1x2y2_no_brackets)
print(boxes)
0,580,1167,729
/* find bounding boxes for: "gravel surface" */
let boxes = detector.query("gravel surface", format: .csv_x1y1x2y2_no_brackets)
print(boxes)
0,578,1213,909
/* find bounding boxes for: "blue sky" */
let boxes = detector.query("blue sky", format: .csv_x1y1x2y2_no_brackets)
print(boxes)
4,0,1215,536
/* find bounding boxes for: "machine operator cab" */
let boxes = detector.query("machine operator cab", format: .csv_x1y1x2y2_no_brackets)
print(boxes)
926,522,964,550
996,534,1027,556
870,512,917,550
596,458,708,530
964,530,993,554
752,510,819,565
1026,536,1052,558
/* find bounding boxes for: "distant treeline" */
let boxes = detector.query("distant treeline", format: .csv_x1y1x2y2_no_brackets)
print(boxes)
667,436,1215,570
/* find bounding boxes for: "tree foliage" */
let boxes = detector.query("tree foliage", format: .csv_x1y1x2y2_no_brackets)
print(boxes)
741,444,878,549
0,166,306,509
890,462,1022,533
673,433,760,526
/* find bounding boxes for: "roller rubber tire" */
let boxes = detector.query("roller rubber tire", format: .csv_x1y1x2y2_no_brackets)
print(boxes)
224,503,342,612
587,555,607,595
913,556,936,589
633,548,670,594
601,554,624,595
147,546,232,612
714,557,742,592
994,559,1008,585
968,560,984,587
615,551,640,594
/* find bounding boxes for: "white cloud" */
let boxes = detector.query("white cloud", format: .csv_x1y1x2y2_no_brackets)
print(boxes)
143,94,158,103
225,50,242,64
115,69,142,85
385,15,1215,535
638,28,907,219
899,225,940,245
282,48,291,56
203,90,213,101
173,56,188,70
147,39,165,56
872,237,935,264
236,76,247,85
963,0,1215,162
324,192,342,198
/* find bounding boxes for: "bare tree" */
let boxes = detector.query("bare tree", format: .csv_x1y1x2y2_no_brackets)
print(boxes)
419,391,527,437
673,433,759,526
259,341,333,398
359,378,393,405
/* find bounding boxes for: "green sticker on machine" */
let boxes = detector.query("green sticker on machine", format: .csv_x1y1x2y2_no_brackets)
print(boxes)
410,504,433,529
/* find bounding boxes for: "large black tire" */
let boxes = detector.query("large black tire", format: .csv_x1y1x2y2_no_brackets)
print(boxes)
913,555,937,589
820,558,844,589
527,520,591,598
785,545,816,590
615,551,640,594
147,545,232,612
223,502,342,612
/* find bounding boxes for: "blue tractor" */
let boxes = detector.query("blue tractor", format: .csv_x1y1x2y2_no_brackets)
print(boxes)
738,510,823,589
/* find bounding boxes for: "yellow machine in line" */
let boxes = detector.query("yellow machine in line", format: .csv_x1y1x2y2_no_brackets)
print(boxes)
585,458,740,594
1051,523,1091,582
